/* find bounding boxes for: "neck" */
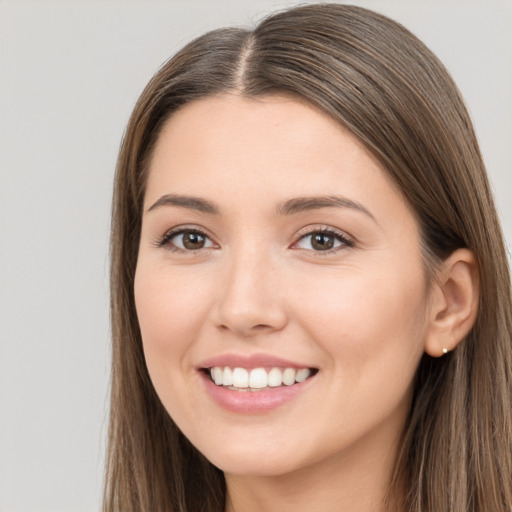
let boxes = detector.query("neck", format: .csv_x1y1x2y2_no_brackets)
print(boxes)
224,425,405,512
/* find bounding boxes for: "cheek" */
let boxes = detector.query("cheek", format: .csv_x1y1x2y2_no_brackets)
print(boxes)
133,265,213,377
133,264,218,434
291,264,428,371
288,268,427,441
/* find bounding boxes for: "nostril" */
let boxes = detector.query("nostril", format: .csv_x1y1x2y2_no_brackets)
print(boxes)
254,324,272,330
214,283,289,336
217,322,280,337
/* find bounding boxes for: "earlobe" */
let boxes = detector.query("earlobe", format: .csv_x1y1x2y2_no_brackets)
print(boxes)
424,249,480,358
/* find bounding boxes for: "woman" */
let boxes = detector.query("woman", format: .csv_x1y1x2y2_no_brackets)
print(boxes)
104,4,512,511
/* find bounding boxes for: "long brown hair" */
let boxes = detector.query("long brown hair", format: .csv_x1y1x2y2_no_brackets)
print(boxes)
104,4,512,511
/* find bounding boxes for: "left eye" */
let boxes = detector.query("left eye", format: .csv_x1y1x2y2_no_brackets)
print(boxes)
295,231,351,251
164,229,215,251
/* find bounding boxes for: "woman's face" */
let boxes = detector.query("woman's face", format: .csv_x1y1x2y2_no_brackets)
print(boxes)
135,94,432,477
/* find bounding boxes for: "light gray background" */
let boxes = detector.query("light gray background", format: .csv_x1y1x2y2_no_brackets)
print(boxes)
1,1,510,511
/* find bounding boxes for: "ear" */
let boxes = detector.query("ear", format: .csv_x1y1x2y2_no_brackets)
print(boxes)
424,248,480,357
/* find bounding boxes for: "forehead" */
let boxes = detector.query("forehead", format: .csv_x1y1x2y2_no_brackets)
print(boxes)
150,93,349,169
144,93,408,219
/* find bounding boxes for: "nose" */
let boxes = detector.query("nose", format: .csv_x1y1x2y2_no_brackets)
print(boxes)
213,247,289,337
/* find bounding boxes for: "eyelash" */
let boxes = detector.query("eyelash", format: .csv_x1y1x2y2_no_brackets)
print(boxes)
294,227,355,254
155,226,354,254
155,227,214,252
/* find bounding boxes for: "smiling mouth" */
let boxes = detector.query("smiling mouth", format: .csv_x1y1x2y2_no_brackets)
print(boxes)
204,366,318,391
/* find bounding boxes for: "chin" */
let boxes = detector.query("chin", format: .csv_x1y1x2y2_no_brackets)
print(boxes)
208,453,300,478
191,433,317,478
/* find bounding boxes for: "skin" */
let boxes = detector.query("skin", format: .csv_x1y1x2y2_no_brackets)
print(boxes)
134,94,476,512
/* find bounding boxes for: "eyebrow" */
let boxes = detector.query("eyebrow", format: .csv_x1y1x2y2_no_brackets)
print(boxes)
146,194,219,214
146,193,375,222
277,195,376,221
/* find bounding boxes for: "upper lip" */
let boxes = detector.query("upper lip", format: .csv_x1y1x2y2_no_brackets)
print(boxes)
198,353,317,370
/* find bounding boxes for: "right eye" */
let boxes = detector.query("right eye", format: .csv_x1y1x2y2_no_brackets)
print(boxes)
158,228,216,251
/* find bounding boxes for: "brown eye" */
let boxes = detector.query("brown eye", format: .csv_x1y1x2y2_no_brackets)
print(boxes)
311,233,335,250
294,229,353,253
160,229,215,251
182,231,206,250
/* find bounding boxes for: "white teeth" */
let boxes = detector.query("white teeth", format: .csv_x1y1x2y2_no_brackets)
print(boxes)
212,366,223,385
267,367,283,387
249,368,267,389
295,368,311,383
232,367,249,388
208,366,314,389
222,367,233,386
282,368,296,386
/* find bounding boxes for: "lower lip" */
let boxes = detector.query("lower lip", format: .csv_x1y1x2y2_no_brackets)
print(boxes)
200,371,315,414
